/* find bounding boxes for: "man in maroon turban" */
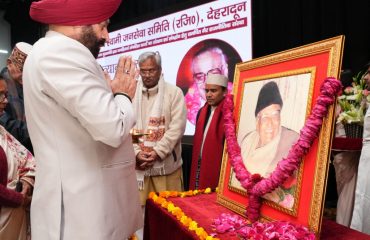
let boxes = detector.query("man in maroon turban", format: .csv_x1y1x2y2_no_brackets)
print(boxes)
23,1,143,239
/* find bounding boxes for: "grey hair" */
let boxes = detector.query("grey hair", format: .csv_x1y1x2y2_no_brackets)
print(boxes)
138,51,162,67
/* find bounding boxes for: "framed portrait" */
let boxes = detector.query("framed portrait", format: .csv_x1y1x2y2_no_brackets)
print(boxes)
217,35,344,235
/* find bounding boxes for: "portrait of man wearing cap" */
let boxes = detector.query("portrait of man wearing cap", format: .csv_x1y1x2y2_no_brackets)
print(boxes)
22,0,142,239
0,42,33,152
189,73,228,190
239,81,299,208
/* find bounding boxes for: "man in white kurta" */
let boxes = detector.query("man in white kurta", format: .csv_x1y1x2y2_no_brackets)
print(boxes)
351,63,370,234
22,0,142,239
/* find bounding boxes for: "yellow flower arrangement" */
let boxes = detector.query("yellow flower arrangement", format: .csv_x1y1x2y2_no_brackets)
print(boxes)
148,188,219,240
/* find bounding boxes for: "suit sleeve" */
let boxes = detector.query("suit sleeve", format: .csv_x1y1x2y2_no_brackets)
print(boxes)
37,44,135,148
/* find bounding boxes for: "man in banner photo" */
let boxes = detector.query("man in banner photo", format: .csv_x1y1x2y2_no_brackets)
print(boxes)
182,39,241,125
240,81,299,208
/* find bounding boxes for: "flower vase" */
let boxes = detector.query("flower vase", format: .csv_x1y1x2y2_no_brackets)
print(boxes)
343,123,363,138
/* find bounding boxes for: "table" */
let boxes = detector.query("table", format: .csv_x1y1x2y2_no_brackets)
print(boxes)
331,137,362,151
144,193,370,240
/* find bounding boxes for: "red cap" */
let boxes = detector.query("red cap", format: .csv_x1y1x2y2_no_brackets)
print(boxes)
30,0,122,26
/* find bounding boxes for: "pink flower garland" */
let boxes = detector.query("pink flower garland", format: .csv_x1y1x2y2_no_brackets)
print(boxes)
223,77,342,222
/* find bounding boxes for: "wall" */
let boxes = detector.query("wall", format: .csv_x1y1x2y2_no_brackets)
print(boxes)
0,10,11,69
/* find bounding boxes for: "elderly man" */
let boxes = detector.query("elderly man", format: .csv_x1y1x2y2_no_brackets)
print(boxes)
189,73,228,190
240,81,299,178
22,0,142,239
239,81,299,208
0,42,33,152
185,45,232,125
133,51,186,206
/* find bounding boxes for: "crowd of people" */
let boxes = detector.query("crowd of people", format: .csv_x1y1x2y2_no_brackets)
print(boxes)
0,0,369,239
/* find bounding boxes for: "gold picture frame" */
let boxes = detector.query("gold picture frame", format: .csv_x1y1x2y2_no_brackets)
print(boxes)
217,35,344,236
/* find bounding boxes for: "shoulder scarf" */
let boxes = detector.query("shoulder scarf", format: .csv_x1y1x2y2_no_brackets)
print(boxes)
134,75,166,190
189,98,225,189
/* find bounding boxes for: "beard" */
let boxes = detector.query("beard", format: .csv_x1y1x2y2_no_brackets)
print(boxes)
78,26,106,59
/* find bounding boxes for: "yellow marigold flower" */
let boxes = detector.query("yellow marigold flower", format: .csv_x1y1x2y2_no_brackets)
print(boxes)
167,203,175,212
195,227,206,237
206,236,219,240
151,194,158,201
180,193,186,198
215,187,219,193
205,188,211,193
189,221,198,231
193,190,199,195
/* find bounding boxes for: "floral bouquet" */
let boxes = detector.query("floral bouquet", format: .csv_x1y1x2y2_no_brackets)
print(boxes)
337,71,370,125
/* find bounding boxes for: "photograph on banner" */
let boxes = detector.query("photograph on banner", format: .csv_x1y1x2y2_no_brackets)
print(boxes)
176,39,242,125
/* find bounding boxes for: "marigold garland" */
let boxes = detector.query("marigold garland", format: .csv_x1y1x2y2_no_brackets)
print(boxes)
222,77,342,222
148,188,219,240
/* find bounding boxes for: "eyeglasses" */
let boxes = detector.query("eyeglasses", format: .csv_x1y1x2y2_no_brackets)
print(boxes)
139,68,159,76
193,67,223,84
0,92,8,103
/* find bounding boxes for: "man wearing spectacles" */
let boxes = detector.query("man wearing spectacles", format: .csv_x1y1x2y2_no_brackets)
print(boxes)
0,43,33,152
0,77,9,115
240,81,299,208
133,51,186,207
185,46,232,125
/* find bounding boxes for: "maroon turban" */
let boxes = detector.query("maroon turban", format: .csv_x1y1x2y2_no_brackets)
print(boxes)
30,0,122,26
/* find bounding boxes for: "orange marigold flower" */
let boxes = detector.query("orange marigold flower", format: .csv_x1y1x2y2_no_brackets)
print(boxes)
195,227,206,237
173,209,184,220
169,191,178,197
186,190,193,196
155,197,166,205
180,216,193,227
148,192,157,199
159,191,171,198
161,201,169,208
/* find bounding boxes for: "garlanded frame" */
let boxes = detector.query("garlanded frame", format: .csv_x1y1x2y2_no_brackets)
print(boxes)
217,36,344,236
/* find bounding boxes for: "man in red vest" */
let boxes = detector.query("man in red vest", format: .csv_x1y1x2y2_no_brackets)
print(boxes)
189,73,228,190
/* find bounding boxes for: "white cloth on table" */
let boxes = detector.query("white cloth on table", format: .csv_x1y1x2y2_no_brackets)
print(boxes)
333,151,360,227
